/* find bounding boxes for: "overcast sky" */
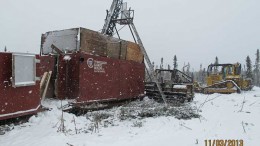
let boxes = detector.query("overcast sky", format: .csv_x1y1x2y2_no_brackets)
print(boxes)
0,0,259,70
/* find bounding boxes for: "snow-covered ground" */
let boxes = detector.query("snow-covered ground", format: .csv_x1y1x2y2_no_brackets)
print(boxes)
1,87,260,146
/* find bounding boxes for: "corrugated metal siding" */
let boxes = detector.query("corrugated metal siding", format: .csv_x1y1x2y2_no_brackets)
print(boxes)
56,54,80,99
78,53,121,101
54,52,144,102
77,53,145,103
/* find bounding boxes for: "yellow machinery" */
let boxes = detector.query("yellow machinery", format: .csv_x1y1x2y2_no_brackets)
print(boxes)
203,63,253,94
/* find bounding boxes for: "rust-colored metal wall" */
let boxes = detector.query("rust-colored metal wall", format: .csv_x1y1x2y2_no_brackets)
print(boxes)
55,52,145,103
77,52,145,103
0,53,41,120
56,54,80,99
39,55,56,98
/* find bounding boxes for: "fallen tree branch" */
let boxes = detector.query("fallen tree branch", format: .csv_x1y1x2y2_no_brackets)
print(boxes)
180,123,192,130
242,121,246,133
67,143,74,146
249,100,258,106
57,100,66,134
198,95,221,110
239,96,246,112
73,116,78,134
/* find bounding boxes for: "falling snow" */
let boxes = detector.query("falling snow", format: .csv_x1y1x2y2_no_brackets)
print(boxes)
63,55,71,61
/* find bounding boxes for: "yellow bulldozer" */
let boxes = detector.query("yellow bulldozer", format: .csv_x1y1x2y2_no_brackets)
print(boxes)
202,63,253,94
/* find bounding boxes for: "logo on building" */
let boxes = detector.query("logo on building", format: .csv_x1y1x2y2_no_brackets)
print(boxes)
87,58,94,68
94,61,107,73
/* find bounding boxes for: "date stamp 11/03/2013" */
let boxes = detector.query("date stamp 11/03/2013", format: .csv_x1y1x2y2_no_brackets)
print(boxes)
205,139,243,146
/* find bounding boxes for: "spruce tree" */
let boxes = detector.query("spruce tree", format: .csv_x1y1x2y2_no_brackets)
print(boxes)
255,49,260,86
199,64,203,82
173,55,178,69
215,56,219,64
183,63,186,73
246,56,253,79
202,68,206,84
160,57,164,69
186,62,190,75
214,56,219,72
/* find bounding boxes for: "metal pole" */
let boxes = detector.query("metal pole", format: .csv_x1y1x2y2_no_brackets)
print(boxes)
115,26,121,40
101,0,123,36
128,24,137,43
130,23,167,105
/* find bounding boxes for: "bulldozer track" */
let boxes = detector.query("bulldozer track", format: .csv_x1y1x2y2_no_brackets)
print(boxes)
203,80,241,94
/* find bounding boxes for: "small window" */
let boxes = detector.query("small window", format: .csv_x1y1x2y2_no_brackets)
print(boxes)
12,53,36,87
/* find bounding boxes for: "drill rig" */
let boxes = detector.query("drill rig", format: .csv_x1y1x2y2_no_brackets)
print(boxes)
102,0,167,104
102,0,194,103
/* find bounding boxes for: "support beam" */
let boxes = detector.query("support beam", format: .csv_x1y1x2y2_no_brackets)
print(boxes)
130,23,167,105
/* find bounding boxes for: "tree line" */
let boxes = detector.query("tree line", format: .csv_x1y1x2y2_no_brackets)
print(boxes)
154,49,260,87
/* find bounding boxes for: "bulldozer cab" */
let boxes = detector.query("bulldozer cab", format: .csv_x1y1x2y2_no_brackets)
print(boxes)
207,63,242,85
